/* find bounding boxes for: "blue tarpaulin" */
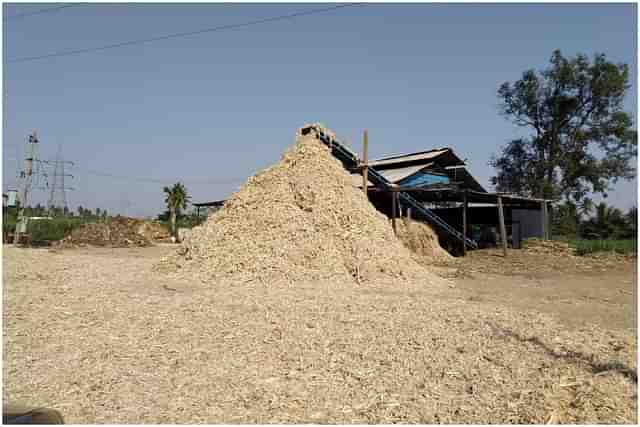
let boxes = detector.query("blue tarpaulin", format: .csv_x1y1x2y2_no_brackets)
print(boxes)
399,172,450,187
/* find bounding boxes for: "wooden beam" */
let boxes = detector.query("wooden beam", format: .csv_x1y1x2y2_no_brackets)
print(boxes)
391,190,397,234
498,196,508,257
362,130,368,197
542,201,549,240
462,190,468,257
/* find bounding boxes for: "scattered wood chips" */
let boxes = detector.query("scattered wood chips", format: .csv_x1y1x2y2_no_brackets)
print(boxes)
395,218,453,265
58,218,170,248
3,246,636,423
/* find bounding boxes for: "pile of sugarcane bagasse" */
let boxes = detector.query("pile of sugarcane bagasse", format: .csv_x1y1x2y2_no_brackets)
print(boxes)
157,125,448,286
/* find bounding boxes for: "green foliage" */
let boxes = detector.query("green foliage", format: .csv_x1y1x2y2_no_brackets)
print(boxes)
581,202,635,239
552,201,636,242
27,218,84,243
163,182,190,216
177,213,206,229
163,182,191,239
571,239,636,256
156,210,205,229
491,50,637,202
3,204,112,243
551,201,579,236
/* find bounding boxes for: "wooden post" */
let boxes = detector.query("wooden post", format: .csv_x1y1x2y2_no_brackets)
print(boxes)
391,188,397,234
407,207,412,221
498,196,507,257
542,201,549,240
462,191,468,257
362,130,368,196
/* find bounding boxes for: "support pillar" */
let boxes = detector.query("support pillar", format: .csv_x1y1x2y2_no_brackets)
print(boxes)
498,196,508,257
462,191,468,256
542,201,549,240
391,189,397,235
362,130,368,197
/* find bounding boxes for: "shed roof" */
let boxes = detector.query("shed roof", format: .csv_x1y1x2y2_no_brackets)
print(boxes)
193,200,226,208
368,148,464,169
444,166,486,193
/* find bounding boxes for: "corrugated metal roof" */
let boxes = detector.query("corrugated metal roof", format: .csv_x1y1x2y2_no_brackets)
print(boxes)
444,166,486,193
368,149,450,167
379,163,433,183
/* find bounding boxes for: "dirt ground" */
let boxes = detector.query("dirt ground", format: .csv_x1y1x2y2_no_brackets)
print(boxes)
3,245,637,424
440,248,637,333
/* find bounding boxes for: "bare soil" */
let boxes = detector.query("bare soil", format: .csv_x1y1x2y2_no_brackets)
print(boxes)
439,248,637,333
3,245,637,424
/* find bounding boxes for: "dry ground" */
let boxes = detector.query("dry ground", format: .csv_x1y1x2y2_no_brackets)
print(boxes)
3,245,637,424
438,248,637,332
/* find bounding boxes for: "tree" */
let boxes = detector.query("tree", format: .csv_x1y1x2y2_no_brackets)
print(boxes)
34,203,45,216
551,201,579,237
491,50,637,203
77,206,84,217
157,210,170,222
163,182,190,242
581,202,628,239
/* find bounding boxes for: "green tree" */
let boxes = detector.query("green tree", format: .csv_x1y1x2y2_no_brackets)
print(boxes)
581,202,630,239
491,50,637,202
34,203,45,216
625,206,637,239
551,201,578,237
163,182,190,242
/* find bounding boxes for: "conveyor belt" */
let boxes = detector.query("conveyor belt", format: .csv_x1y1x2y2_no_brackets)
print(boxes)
300,124,478,249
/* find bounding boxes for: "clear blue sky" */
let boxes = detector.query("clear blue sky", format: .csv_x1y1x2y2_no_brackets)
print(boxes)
3,3,637,217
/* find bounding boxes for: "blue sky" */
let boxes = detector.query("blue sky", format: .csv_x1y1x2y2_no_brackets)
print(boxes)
3,3,637,217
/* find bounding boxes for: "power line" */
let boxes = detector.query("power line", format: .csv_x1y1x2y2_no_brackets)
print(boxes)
9,156,247,185
7,4,359,64
3,4,82,21
76,166,246,186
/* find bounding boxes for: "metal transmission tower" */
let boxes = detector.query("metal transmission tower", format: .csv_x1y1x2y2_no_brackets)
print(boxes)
13,131,41,243
46,145,74,215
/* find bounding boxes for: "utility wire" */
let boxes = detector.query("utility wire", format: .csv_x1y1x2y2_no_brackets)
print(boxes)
3,4,83,21
7,4,359,64
77,167,247,186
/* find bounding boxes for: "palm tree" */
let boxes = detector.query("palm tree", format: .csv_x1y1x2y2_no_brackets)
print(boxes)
163,182,190,242
577,198,594,221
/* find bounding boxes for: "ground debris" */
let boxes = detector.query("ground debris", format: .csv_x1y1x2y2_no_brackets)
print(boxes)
58,217,155,248
395,218,452,264
451,244,635,278
3,246,636,424
522,238,575,255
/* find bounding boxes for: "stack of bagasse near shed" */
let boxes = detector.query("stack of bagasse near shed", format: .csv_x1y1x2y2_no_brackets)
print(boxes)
159,125,450,285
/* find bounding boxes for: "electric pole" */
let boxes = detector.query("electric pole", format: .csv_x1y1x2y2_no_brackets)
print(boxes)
14,132,40,243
